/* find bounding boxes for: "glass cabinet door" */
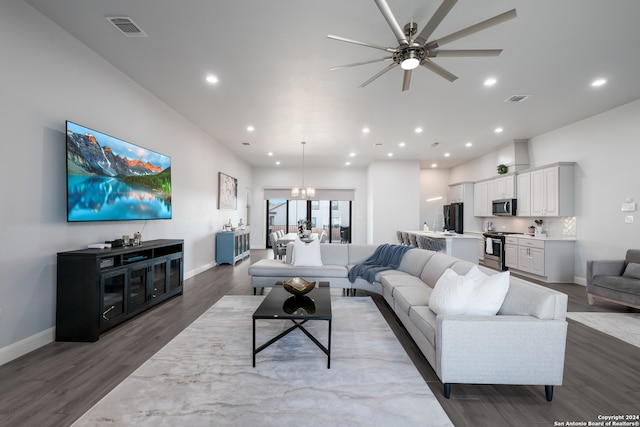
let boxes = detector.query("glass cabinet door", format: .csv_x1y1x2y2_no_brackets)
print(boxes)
128,264,150,313
152,259,168,300
101,268,126,327
168,255,183,292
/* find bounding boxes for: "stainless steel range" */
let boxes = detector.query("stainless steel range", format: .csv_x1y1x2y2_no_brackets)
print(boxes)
482,231,519,271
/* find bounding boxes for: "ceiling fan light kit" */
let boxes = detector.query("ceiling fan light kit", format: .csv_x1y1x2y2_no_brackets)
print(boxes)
328,0,517,91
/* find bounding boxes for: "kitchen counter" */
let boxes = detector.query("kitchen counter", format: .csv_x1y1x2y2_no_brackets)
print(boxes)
406,230,482,240
402,230,480,263
507,234,576,241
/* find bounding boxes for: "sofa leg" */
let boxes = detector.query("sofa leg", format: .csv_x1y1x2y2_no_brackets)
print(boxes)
253,288,256,296
545,385,554,401
443,383,451,399
587,293,595,305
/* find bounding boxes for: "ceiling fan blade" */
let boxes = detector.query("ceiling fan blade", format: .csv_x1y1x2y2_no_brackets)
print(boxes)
415,0,458,45
327,34,396,53
373,0,409,46
421,60,458,82
358,62,399,88
436,9,517,47
402,70,412,92
430,49,503,57
330,57,393,71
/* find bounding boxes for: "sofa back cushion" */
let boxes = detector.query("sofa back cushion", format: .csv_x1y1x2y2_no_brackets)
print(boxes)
321,243,350,265
498,276,568,320
419,253,458,288
625,249,640,266
347,244,378,265
397,248,436,276
449,261,475,276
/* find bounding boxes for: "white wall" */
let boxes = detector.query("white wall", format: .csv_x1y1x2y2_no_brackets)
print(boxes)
450,99,640,281
0,0,251,363
419,169,451,231
250,166,368,246
368,160,420,244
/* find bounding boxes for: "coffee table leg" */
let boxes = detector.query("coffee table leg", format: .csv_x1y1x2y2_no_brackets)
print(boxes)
327,318,332,369
252,317,256,367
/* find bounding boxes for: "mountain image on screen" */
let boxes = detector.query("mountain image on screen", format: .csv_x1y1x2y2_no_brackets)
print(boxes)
66,121,172,222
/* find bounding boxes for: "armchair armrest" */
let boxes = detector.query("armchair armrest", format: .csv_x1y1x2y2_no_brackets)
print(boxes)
586,260,625,288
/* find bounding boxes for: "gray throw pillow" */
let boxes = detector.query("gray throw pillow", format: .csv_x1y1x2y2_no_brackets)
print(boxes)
622,262,640,279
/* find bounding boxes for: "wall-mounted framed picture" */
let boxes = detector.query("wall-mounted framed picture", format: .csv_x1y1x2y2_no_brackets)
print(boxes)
218,172,238,210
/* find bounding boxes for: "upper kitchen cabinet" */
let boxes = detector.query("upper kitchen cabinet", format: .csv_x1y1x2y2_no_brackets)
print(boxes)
473,174,515,217
529,163,575,217
516,172,531,216
493,175,516,200
473,181,488,216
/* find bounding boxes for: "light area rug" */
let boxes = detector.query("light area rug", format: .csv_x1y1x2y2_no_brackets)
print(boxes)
567,312,640,349
72,295,453,427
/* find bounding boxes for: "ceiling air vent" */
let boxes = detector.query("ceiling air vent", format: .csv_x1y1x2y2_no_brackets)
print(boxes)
505,95,531,103
106,16,148,37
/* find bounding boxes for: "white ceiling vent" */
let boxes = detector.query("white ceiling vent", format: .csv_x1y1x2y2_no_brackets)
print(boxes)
505,95,531,103
106,16,148,37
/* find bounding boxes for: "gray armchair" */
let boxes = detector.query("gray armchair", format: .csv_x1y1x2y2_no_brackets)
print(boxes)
586,249,640,310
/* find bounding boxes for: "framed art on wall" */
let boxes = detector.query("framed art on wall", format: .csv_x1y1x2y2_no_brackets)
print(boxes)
218,172,237,210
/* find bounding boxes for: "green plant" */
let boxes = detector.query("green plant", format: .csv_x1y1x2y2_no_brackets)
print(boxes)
497,164,508,174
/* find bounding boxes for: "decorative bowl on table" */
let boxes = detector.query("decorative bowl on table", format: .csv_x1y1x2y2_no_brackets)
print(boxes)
282,277,316,296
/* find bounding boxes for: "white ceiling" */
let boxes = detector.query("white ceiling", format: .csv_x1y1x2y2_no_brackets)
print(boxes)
25,0,640,169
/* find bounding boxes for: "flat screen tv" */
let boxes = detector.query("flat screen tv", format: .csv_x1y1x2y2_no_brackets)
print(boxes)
66,121,172,222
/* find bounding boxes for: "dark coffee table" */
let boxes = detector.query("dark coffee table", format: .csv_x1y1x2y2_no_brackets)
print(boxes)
253,282,332,368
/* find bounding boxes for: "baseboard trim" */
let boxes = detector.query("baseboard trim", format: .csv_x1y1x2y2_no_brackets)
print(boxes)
0,327,55,366
185,262,216,280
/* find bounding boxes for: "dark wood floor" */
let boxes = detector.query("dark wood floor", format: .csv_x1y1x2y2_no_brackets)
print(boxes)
1,250,639,427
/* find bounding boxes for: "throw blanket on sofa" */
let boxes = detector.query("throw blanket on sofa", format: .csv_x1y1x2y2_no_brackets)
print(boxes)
348,244,413,283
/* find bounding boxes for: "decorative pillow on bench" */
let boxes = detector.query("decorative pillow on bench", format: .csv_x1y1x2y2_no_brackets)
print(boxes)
428,266,510,316
292,239,323,267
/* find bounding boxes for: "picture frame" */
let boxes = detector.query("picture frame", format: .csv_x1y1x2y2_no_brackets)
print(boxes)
218,172,238,210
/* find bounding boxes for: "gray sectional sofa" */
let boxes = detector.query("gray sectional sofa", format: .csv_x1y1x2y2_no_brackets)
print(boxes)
248,243,569,400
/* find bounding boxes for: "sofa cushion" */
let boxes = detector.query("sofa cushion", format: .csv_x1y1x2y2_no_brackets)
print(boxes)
292,239,323,266
428,269,474,315
347,244,378,265
625,249,640,265
419,253,458,288
450,261,475,276
321,244,349,266
396,249,435,276
248,259,347,278
409,305,437,347
622,262,640,279
393,286,433,316
592,275,640,294
464,267,510,316
379,272,426,297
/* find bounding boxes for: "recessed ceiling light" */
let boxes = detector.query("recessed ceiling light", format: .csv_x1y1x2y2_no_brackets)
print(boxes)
345,161,351,166
275,161,280,165
247,125,255,132
591,78,607,87
267,152,273,156
484,77,497,86
415,127,423,134
494,127,504,133
349,152,356,157
465,142,473,147
444,152,451,157
399,142,406,147
388,152,393,157
362,127,370,134
431,163,438,168
205,74,218,84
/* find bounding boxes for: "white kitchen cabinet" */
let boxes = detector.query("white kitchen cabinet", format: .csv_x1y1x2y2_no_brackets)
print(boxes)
473,181,488,217
504,236,574,283
530,163,574,217
449,184,464,203
516,172,531,216
493,175,515,199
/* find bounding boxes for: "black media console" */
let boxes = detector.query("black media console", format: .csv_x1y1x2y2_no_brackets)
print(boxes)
56,239,184,342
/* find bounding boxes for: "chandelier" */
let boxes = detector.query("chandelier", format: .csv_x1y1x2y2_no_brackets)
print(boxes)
291,141,315,199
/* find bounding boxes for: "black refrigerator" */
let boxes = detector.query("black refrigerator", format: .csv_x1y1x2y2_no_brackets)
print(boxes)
443,203,463,234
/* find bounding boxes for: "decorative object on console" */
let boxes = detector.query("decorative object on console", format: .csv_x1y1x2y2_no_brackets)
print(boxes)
218,172,238,209
291,141,315,199
282,277,316,296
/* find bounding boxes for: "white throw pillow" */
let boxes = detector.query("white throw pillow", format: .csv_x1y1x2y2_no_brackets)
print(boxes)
464,266,510,316
292,239,323,267
428,269,474,315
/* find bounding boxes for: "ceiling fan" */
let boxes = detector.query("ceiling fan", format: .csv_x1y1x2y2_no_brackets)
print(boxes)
327,0,517,91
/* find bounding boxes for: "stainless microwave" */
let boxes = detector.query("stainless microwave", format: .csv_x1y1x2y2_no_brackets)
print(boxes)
492,198,517,216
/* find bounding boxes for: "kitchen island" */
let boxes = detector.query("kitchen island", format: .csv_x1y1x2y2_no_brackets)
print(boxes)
401,230,480,264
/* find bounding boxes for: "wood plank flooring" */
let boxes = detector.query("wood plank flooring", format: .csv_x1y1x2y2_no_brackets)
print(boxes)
1,249,639,427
